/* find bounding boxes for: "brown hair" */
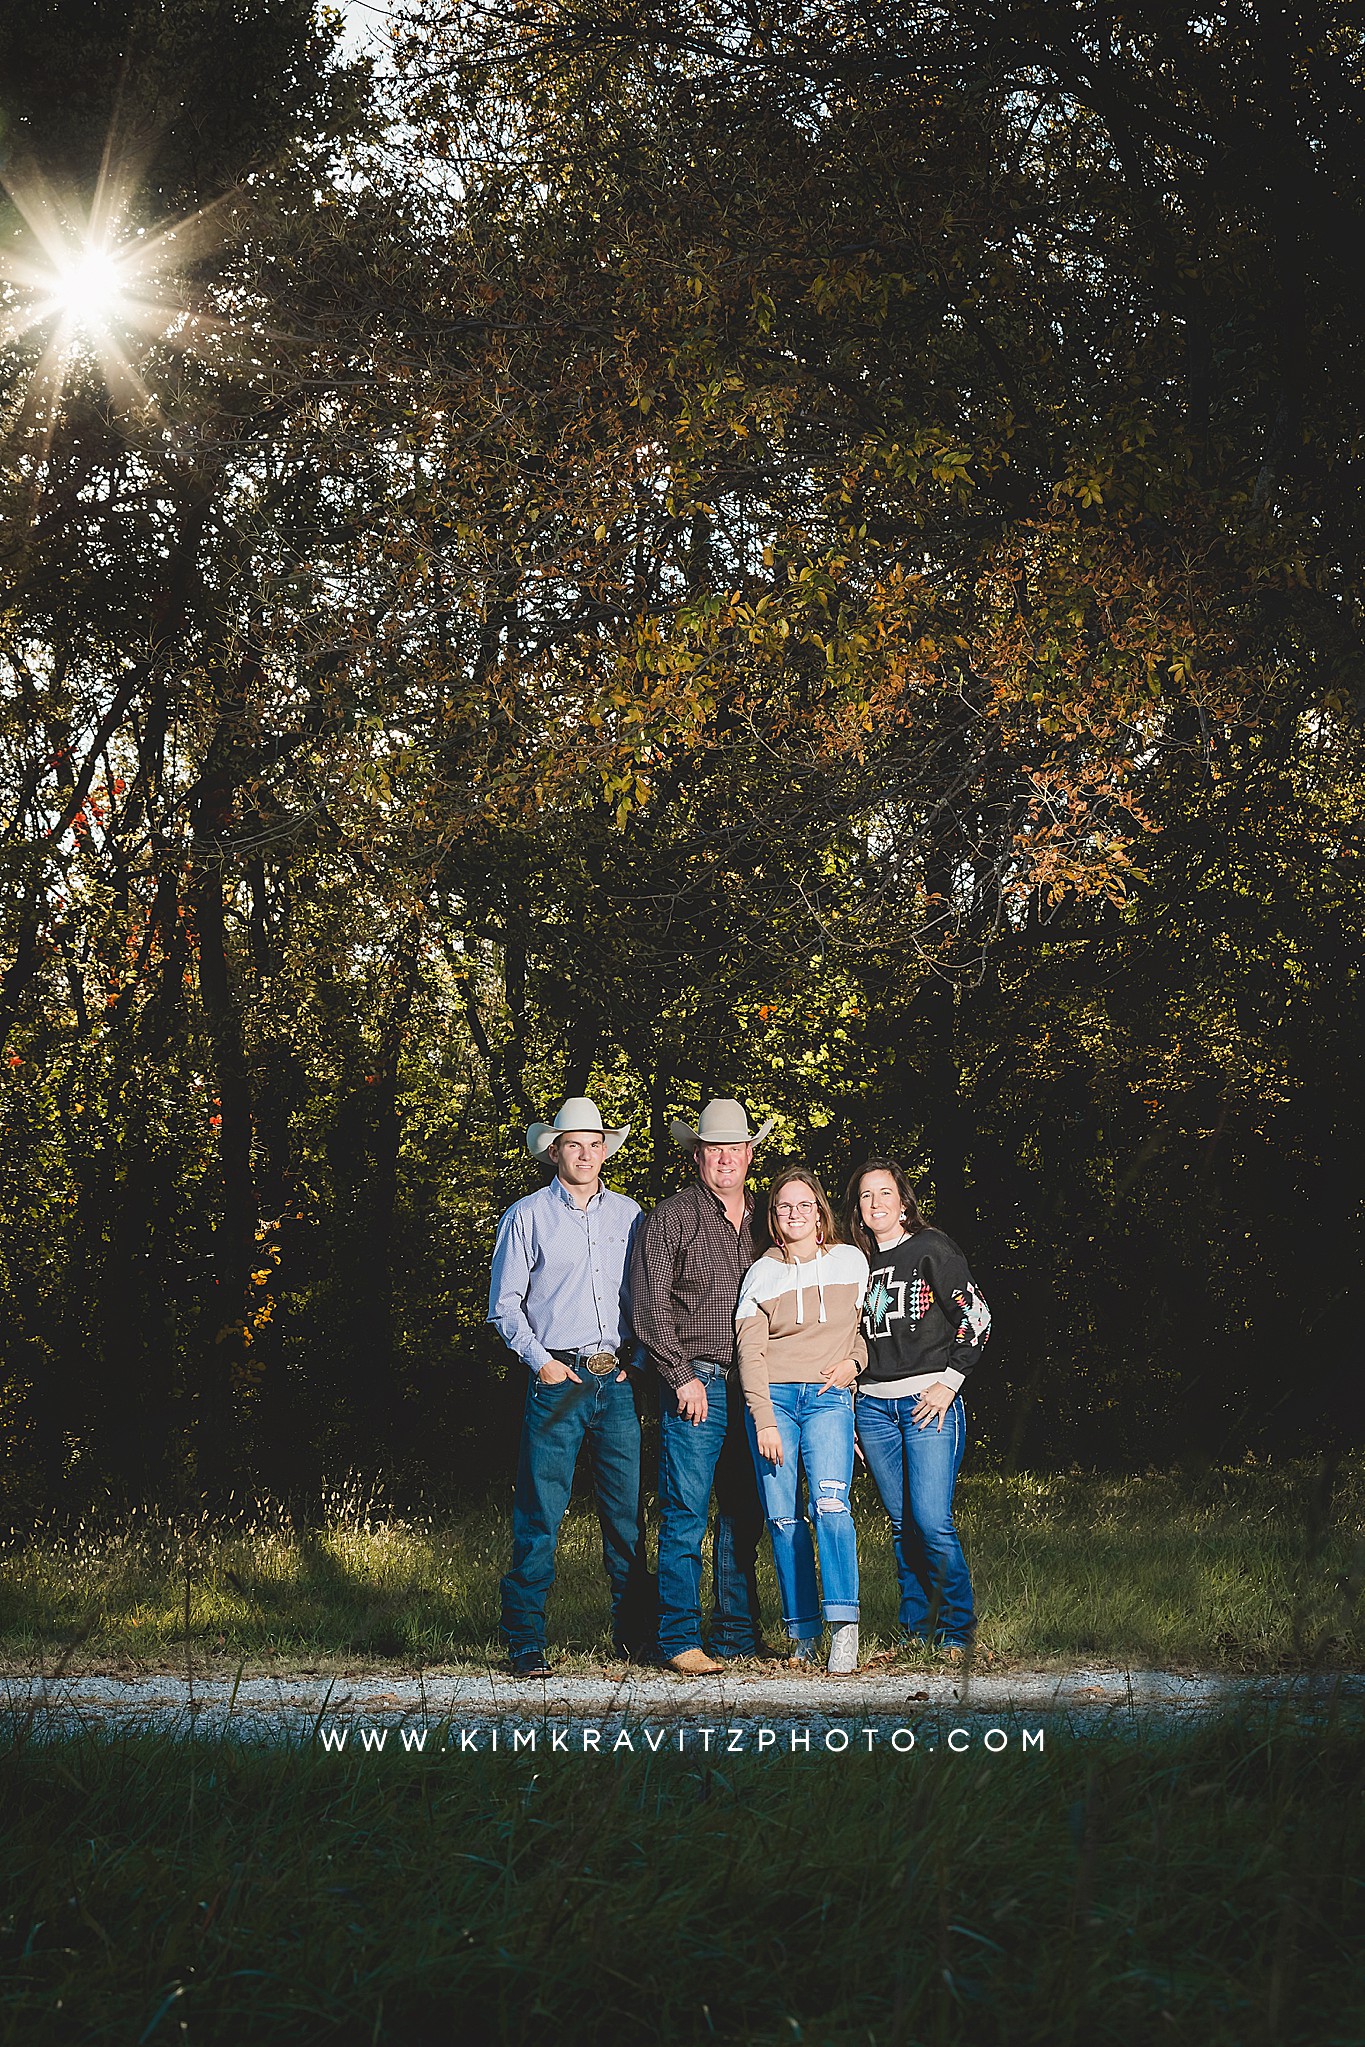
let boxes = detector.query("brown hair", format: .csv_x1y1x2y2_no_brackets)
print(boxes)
767,1166,841,1256
845,1157,926,1261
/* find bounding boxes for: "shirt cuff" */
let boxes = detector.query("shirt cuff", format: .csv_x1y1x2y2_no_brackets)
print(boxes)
655,1359,696,1389
744,1389,777,1433
524,1345,554,1375
941,1367,965,1392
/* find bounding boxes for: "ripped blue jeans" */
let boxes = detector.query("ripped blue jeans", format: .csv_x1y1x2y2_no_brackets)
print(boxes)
745,1380,859,1637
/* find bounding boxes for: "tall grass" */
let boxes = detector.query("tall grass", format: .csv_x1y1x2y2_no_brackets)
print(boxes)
1,1708,1361,2043
1,1460,1361,1673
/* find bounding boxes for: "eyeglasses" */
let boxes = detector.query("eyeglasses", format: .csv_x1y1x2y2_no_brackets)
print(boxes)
773,1201,817,1217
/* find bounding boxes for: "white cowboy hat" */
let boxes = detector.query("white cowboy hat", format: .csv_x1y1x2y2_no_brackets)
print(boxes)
671,1097,775,1152
527,1095,630,1160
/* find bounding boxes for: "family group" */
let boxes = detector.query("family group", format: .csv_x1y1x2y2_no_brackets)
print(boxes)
487,1094,992,1680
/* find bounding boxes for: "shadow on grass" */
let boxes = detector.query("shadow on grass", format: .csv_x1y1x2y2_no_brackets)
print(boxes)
1,1702,1362,2044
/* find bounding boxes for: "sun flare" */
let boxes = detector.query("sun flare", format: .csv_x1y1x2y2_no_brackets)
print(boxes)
1,159,238,440
50,244,129,336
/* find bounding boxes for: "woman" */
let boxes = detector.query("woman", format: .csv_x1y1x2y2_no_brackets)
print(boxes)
847,1158,990,1657
735,1167,869,1674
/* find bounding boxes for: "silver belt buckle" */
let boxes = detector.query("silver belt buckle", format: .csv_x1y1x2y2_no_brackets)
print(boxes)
582,1350,618,1376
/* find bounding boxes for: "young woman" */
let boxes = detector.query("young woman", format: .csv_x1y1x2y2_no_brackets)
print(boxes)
735,1167,869,1674
847,1158,990,1656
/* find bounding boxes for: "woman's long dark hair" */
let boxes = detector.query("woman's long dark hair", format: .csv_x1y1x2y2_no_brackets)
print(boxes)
845,1157,926,1261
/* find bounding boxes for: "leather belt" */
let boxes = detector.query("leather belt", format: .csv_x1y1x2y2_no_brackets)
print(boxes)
552,1346,621,1377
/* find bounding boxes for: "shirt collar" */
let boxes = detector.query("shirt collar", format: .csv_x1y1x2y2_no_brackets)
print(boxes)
696,1179,753,1219
552,1175,603,1212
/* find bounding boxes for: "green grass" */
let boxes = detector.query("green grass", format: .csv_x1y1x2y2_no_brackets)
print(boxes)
1,1709,1362,2044
1,1460,1362,1675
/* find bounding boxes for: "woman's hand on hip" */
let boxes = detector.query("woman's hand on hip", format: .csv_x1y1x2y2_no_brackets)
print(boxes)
755,1426,784,1465
819,1358,858,1392
912,1383,956,1431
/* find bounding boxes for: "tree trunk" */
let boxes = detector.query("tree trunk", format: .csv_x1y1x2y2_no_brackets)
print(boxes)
190,777,255,1500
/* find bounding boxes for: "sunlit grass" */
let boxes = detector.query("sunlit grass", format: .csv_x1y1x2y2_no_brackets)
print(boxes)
1,1708,1361,2043
1,1461,1361,1673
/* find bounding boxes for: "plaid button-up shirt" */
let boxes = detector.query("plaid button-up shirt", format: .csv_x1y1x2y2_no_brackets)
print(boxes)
628,1180,763,1388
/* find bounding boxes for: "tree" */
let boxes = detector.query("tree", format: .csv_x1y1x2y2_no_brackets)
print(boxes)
2,0,1361,1508
0,0,381,1499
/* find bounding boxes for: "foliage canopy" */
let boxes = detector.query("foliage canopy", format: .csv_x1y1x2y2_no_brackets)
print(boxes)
0,0,1360,1507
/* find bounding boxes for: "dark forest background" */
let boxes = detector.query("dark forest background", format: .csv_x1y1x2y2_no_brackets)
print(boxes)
1,0,1361,1516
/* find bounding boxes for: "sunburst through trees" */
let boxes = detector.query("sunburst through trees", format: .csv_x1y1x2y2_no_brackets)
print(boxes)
0,158,238,453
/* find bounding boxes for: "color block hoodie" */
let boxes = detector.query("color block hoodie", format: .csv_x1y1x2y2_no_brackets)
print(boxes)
735,1243,870,1432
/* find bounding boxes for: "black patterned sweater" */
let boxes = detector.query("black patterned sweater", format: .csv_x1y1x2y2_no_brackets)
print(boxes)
858,1228,991,1393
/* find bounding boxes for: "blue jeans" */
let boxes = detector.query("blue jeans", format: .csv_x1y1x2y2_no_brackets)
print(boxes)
499,1371,651,1655
657,1363,765,1659
856,1392,974,1644
746,1381,859,1637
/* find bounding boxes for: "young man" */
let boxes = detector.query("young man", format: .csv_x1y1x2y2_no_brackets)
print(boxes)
488,1096,652,1678
629,1097,774,1675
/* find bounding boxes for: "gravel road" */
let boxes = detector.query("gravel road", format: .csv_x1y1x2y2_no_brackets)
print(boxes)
4,1667,1361,1744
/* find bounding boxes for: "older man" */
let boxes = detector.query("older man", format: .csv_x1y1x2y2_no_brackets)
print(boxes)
629,1098,774,1675
488,1096,652,1678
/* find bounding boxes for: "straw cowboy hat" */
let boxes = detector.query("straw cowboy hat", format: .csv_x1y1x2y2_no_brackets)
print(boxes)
671,1097,775,1152
527,1096,631,1160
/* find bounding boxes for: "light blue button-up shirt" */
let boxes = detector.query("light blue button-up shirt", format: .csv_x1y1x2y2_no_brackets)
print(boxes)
487,1176,644,1375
